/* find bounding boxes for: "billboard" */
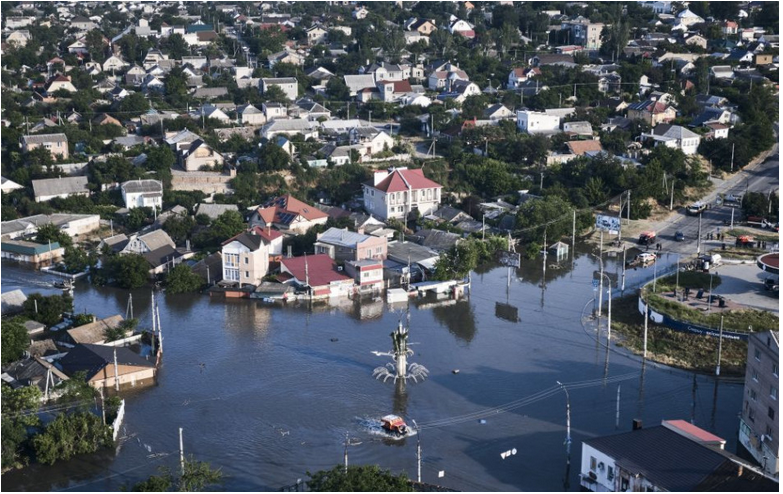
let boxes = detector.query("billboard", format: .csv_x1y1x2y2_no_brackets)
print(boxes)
596,214,620,234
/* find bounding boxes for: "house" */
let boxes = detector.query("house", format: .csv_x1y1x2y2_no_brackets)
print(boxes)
59,315,126,347
260,118,317,140
45,74,78,94
349,128,395,156
684,34,708,49
643,124,702,155
32,177,89,203
1,177,24,194
6,30,32,47
121,179,163,210
386,241,440,276
181,140,224,172
739,331,779,477
755,54,774,66
363,167,443,221
507,67,540,89
220,229,271,287
448,80,481,104
517,111,561,135
2,357,69,394
675,8,705,27
1,290,27,315
710,65,735,80
21,133,69,160
102,55,128,72
448,19,475,38
262,102,288,121
71,15,97,31
412,229,462,252
352,7,369,20
427,205,473,225
294,98,331,121
1,240,64,266
121,229,176,255
580,420,777,492
704,123,729,140
561,19,604,49
366,62,407,82
563,121,593,138
267,49,305,67
1,213,100,240
344,74,377,96
92,113,122,127
405,18,438,35
261,77,299,101
722,21,739,35
195,203,239,220
345,259,384,293
305,25,328,44
281,254,354,298
59,344,156,390
428,67,469,91
314,227,388,262
377,80,413,103
192,87,229,100
626,100,676,126
566,140,604,156
237,104,265,126
249,194,328,235
122,230,189,275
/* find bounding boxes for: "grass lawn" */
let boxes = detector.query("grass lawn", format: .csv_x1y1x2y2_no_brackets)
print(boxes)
610,295,747,376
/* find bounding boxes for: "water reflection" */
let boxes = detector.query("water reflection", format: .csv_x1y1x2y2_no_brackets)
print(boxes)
429,299,476,343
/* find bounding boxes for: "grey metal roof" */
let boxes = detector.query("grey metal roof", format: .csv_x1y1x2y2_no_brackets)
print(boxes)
584,426,731,491
137,230,176,252
195,203,239,219
1,289,27,314
21,133,67,144
262,77,297,84
32,176,89,199
121,179,162,194
317,227,371,248
387,241,439,265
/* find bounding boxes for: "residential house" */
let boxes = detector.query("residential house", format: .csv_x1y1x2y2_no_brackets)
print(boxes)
566,140,604,156
71,15,97,31
192,87,229,100
405,18,438,35
181,139,224,172
45,75,78,94
517,111,561,135
32,177,89,203
412,229,462,252
306,25,328,44
722,21,739,35
281,253,354,298
345,259,384,293
122,229,189,275
5,30,32,47
363,167,443,221
314,227,388,262
220,229,271,286
448,80,481,104
366,62,407,82
195,203,239,220
1,239,64,266
428,66,469,91
427,206,473,225
561,18,604,49
755,54,774,66
59,344,156,390
21,133,69,160
260,119,317,140
448,19,475,38
1,177,24,194
710,65,735,80
294,99,331,121
121,179,163,210
1,213,100,240
703,122,729,140
739,331,779,477
237,104,266,126
59,315,126,347
507,67,540,89
386,241,440,278
262,102,288,121
580,420,776,492
642,124,701,155
249,194,328,235
121,229,176,256
92,113,122,127
626,100,676,126
261,77,299,101
344,74,377,96
563,121,593,138
378,80,413,103
349,128,394,156
2,357,69,394
102,55,128,72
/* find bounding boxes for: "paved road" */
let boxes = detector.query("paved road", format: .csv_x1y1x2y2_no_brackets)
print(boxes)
651,148,779,256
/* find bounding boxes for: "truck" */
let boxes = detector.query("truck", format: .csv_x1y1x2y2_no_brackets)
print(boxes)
638,231,656,245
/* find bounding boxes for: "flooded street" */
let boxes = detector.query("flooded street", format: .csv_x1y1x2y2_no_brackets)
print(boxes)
1,248,743,491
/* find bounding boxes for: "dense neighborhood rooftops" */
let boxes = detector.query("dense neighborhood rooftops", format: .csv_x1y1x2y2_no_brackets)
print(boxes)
257,194,328,225
316,227,372,248
65,315,125,345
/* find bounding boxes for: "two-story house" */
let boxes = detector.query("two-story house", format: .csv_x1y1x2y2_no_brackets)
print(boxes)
314,227,388,263
181,139,224,171
363,167,443,221
516,110,561,135
642,124,701,155
626,99,676,126
261,77,299,101
121,179,163,210
221,229,271,287
21,134,69,160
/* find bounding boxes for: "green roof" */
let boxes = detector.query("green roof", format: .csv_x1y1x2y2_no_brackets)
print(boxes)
1,240,61,255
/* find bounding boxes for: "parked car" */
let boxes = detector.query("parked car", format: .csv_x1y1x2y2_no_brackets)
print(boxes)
635,252,657,264
674,231,685,241
638,231,656,245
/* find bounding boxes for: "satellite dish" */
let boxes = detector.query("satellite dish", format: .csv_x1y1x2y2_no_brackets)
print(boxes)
511,448,517,455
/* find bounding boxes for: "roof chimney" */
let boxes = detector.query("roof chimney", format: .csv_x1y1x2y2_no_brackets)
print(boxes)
632,419,643,431
373,170,390,186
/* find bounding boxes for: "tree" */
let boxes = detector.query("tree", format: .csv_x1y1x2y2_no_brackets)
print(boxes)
164,33,189,59
382,28,406,63
108,254,150,289
105,318,137,342
259,143,290,171
131,457,223,492
126,207,153,231
263,85,289,104
164,264,204,294
85,29,107,63
2,384,41,469
62,246,94,274
32,412,113,465
1,318,29,364
118,92,150,118
307,465,413,492
23,293,74,327
35,223,73,248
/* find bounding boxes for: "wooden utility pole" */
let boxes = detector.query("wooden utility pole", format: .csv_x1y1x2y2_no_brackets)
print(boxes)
113,348,120,392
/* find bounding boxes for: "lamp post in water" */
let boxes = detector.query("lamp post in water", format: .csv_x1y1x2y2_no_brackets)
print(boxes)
556,381,572,454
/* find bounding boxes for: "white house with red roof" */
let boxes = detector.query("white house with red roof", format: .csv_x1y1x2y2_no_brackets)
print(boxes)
377,80,413,103
363,167,443,221
248,194,329,235
280,254,354,298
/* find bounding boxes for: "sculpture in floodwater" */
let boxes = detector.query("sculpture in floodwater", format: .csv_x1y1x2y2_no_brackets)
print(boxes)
373,320,428,383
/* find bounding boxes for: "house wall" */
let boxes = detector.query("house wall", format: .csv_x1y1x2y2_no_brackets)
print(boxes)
222,240,269,286
183,146,224,172
24,139,69,160
740,331,779,475
263,81,298,101
241,112,267,126
123,191,162,210
1,246,64,266
517,111,560,134
363,185,442,220
579,443,618,492
89,364,157,390
36,190,89,203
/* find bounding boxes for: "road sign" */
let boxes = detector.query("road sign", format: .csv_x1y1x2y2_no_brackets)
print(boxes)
592,279,599,288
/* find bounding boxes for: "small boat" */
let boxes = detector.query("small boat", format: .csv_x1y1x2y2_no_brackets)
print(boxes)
53,280,73,290
381,415,409,436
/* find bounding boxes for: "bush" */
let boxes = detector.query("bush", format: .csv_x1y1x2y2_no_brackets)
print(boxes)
164,264,204,294
32,412,113,465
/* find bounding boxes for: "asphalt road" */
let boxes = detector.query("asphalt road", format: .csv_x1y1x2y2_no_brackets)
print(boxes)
653,149,779,255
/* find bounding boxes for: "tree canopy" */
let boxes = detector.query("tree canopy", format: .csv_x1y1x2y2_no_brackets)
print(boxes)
307,465,414,492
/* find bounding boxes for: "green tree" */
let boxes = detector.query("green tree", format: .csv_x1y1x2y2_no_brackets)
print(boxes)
164,33,189,59
307,465,413,492
35,223,73,248
22,293,74,327
259,143,290,171
130,457,223,492
1,318,29,364
104,318,137,342
118,92,150,118
326,77,350,101
108,254,150,289
2,384,42,469
32,412,113,465
62,246,93,274
263,84,289,104
126,207,153,231
164,264,204,294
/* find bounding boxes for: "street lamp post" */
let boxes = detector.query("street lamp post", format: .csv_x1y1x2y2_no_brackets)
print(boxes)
556,381,572,454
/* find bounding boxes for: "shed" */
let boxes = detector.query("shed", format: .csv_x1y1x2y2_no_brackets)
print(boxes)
548,241,569,260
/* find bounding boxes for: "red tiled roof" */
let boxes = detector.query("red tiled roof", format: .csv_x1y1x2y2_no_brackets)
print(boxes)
663,420,725,444
379,80,413,93
256,194,328,226
281,254,351,287
371,168,442,193
249,225,283,242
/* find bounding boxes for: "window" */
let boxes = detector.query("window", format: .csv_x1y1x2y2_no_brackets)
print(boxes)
620,477,629,491
755,348,761,361
245,271,249,278
750,389,757,401
245,257,249,264
752,369,759,382
590,457,597,472
766,425,773,437
607,466,614,481
774,364,779,377
749,409,755,423
772,387,778,401
768,407,775,420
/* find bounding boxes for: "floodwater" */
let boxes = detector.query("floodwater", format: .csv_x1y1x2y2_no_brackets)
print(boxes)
1,247,744,492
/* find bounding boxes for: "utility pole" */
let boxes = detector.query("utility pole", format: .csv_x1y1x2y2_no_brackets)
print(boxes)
606,278,612,343
669,179,675,211
179,428,185,476
697,212,703,256
556,381,571,454
416,427,422,483
482,214,485,241
156,304,163,355
113,348,120,392
730,207,735,230
343,432,349,473
99,387,106,425
615,385,621,429
730,143,735,173
626,190,631,223
571,209,576,264
716,316,724,376
643,303,649,359
597,231,604,318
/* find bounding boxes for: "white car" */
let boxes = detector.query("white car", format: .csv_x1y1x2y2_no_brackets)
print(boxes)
636,252,657,264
